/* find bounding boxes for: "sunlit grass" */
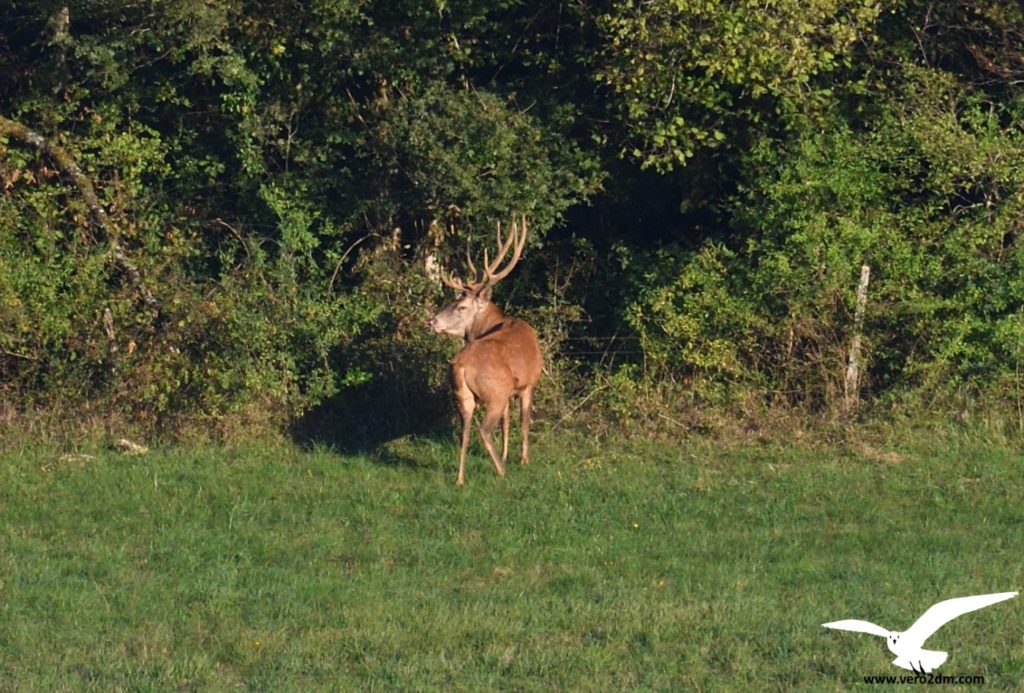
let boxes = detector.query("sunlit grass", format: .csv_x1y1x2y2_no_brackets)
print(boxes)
1,435,1022,689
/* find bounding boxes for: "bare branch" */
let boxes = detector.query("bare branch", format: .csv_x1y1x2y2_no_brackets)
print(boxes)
0,113,160,315
1,348,39,362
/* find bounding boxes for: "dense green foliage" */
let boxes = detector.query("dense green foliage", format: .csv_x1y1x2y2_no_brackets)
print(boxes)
2,0,1023,433
2,438,1023,688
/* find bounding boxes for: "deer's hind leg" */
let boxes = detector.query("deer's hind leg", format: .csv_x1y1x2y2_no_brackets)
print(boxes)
478,398,507,478
500,400,510,466
519,384,535,465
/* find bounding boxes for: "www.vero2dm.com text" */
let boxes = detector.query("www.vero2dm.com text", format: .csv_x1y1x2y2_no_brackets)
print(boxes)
862,672,985,685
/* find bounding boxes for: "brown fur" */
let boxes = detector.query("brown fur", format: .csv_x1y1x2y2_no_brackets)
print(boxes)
429,287,542,485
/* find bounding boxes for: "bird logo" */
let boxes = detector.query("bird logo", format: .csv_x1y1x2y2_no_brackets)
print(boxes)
823,591,1018,673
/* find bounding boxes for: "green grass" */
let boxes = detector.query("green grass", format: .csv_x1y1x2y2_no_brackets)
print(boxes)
1,433,1022,690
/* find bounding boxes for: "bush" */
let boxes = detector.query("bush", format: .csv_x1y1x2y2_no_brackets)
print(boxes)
625,65,1024,414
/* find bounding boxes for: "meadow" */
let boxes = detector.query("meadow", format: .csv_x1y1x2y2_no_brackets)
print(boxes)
1,432,1022,690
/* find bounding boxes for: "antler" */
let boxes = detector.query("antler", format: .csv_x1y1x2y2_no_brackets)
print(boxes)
439,267,467,292
439,226,474,292
482,215,527,285
438,215,528,291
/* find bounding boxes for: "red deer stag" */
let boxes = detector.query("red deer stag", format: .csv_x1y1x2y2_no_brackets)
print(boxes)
428,216,542,485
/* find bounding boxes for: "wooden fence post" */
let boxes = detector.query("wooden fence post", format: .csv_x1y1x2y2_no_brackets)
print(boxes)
844,264,871,413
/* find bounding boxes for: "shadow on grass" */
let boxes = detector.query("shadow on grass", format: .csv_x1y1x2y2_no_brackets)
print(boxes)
289,375,456,467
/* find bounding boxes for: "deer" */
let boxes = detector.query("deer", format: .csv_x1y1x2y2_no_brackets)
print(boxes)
427,215,542,486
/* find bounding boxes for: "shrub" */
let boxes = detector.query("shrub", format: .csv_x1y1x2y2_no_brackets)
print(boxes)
626,65,1024,414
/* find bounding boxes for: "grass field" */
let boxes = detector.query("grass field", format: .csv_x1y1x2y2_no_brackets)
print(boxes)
1,432,1022,690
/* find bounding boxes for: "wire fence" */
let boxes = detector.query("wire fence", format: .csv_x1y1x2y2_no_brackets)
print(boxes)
547,335,644,358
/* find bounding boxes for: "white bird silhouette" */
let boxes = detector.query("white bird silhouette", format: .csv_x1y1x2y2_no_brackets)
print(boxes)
823,591,1017,673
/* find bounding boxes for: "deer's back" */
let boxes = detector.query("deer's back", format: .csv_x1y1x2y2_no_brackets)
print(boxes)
454,318,541,392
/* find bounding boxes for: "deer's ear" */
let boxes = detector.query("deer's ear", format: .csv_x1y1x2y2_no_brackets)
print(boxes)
475,285,493,303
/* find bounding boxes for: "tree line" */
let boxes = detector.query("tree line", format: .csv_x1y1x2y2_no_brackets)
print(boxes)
2,1,1023,438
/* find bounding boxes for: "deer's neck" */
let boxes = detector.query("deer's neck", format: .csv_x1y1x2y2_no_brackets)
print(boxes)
466,302,508,342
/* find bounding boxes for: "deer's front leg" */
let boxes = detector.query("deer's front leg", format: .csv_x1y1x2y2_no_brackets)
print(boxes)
453,366,476,486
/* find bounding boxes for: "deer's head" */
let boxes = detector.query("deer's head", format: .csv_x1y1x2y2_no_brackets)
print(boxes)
428,216,527,339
